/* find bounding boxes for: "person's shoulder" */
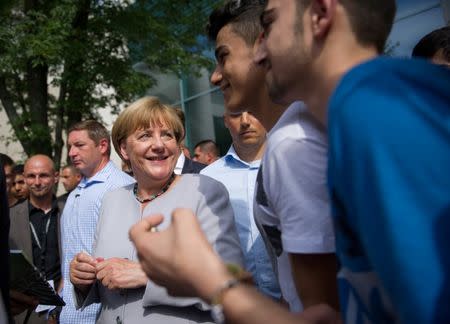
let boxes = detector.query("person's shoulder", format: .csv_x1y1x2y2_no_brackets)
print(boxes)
103,183,134,201
364,56,449,74
179,173,205,184
189,159,207,173
57,192,69,204
180,173,228,194
200,156,227,176
182,157,207,174
336,57,449,99
9,199,28,215
107,163,135,185
269,102,305,133
266,118,326,169
267,101,321,150
56,194,67,212
331,57,450,130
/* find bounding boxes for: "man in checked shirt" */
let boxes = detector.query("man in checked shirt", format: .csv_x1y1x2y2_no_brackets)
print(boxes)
59,120,134,324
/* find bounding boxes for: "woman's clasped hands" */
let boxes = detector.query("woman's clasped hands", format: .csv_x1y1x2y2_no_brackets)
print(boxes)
70,252,148,294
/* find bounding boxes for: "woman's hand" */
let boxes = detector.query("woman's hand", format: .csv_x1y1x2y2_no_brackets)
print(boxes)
96,258,148,290
70,252,97,294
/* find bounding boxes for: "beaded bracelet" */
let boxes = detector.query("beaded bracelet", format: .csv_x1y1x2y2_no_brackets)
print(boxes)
210,278,240,324
210,278,240,306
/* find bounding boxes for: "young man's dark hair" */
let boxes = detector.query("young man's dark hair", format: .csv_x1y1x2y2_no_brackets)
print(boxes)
296,0,396,53
12,164,24,176
207,0,266,44
412,26,450,61
342,0,396,53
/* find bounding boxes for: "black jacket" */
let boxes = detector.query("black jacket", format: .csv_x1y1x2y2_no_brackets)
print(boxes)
0,163,11,321
181,158,206,174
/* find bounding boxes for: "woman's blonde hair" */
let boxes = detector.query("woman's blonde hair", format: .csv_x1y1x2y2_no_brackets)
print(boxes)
112,96,184,162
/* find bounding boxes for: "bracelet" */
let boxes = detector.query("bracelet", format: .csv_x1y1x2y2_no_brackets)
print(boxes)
209,264,253,324
210,278,240,324
210,264,252,304
210,278,240,306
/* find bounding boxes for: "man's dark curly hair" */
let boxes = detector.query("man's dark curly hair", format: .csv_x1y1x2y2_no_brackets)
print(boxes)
206,0,266,46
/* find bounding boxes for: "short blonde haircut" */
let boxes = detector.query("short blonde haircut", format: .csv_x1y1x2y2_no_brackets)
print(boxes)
112,96,184,162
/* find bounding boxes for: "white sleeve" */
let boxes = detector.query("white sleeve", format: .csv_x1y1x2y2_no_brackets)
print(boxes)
264,137,335,254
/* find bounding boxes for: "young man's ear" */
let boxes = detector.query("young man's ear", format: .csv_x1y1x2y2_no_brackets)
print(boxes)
253,31,264,53
310,0,336,38
253,31,269,67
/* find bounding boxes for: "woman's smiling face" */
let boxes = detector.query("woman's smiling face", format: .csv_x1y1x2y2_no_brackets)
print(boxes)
120,122,179,184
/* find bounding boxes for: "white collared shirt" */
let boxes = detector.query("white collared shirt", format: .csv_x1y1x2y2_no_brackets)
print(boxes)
174,153,185,175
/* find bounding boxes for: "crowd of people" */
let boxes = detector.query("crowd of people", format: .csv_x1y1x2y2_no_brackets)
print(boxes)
0,0,449,323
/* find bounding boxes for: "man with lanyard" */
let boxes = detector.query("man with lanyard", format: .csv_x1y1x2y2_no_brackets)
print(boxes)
59,120,134,324
9,154,64,323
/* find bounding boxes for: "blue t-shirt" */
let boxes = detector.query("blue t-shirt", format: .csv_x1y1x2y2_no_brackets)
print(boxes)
328,57,450,323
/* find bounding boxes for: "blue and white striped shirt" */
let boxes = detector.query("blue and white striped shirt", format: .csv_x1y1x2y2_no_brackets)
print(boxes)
59,161,134,324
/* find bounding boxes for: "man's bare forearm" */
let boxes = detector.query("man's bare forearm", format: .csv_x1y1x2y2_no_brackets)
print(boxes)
289,253,340,310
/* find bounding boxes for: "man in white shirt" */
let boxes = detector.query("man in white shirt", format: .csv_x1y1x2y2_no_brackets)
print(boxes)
205,0,338,311
202,110,280,299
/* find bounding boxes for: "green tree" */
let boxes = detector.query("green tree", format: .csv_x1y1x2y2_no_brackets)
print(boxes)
0,0,214,166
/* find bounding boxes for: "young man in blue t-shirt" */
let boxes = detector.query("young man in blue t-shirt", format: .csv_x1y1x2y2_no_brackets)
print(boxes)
255,0,450,322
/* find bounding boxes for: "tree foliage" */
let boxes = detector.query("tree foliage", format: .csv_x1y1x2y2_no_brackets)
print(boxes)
0,0,215,166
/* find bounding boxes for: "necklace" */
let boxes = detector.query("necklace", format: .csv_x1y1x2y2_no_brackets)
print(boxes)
133,172,176,204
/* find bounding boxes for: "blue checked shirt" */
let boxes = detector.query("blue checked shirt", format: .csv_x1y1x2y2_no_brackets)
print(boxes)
201,146,281,299
59,161,135,324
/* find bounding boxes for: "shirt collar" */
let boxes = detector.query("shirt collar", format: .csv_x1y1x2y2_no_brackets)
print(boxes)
174,153,185,175
28,196,58,213
224,145,261,169
78,160,114,188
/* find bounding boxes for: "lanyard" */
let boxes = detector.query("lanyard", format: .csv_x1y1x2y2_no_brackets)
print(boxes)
29,216,51,251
